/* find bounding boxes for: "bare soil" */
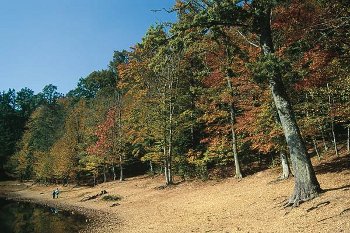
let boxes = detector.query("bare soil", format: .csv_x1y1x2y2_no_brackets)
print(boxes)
1,152,350,233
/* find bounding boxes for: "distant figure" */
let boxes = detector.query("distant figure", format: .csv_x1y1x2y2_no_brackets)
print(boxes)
52,189,56,199
55,188,60,198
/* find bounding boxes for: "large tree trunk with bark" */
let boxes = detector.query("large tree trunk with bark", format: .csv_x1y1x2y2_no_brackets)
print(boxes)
269,72,321,206
259,7,321,206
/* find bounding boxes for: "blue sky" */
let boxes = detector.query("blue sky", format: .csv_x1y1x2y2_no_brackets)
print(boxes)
0,0,176,94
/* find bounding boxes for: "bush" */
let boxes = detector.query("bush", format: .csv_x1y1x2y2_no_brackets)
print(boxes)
102,194,122,201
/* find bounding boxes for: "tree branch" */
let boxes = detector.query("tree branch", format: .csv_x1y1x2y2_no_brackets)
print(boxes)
236,30,260,48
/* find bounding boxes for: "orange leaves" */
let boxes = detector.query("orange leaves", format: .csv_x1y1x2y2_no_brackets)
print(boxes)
295,48,335,90
202,70,225,87
272,0,320,47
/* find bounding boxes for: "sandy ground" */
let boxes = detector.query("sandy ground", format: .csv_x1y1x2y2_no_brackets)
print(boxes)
1,153,350,233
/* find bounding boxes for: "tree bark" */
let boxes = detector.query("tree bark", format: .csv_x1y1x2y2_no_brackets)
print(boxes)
327,83,338,157
164,158,169,184
112,165,116,181
313,138,321,161
269,71,321,206
280,151,290,179
347,126,350,152
119,155,124,181
259,7,321,205
167,75,174,185
226,77,243,179
103,165,107,183
117,93,124,182
320,125,328,151
149,161,154,175
163,145,169,185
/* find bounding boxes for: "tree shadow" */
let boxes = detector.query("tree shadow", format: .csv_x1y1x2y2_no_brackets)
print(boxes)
314,154,350,175
242,161,271,177
322,184,350,192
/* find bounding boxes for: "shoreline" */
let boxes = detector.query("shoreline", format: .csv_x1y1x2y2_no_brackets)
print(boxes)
0,182,120,233
1,156,350,233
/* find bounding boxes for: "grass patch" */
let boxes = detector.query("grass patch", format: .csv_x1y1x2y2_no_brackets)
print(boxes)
102,194,122,201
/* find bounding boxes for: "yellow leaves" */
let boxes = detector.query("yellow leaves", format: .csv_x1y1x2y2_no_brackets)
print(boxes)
200,109,229,125
33,151,53,180
141,152,163,163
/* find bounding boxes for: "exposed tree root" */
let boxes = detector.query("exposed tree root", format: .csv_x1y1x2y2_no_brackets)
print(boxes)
340,208,350,215
306,201,330,212
284,187,322,208
318,216,334,223
268,175,291,185
318,208,350,222
278,175,290,180
110,203,120,207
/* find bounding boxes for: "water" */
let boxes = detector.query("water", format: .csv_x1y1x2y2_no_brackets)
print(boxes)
0,198,87,233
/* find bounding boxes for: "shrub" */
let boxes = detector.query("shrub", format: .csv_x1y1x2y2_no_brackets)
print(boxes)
102,194,122,201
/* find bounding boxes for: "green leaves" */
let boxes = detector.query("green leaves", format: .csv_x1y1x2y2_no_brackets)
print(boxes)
249,54,292,85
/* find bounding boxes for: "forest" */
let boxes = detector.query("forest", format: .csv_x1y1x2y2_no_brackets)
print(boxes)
1,0,349,207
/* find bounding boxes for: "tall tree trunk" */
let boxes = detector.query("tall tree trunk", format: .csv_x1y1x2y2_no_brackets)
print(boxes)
117,93,124,182
103,165,107,183
161,84,170,185
320,125,328,151
112,165,116,181
149,161,154,175
305,93,309,118
259,7,321,206
226,77,243,179
163,145,169,185
327,83,338,156
269,71,321,205
313,138,321,161
330,116,338,157
119,155,124,181
347,126,350,152
167,77,173,185
190,76,195,147
164,63,176,185
164,159,169,185
280,151,290,179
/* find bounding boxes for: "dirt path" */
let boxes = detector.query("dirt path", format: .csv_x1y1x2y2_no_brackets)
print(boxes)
1,154,350,233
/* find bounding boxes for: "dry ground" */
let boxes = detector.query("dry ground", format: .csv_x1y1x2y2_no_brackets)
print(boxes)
1,152,350,233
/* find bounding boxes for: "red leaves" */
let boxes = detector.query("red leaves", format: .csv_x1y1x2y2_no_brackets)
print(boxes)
295,48,335,90
87,107,117,156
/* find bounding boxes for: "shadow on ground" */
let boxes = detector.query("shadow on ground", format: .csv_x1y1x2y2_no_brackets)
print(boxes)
314,154,350,175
